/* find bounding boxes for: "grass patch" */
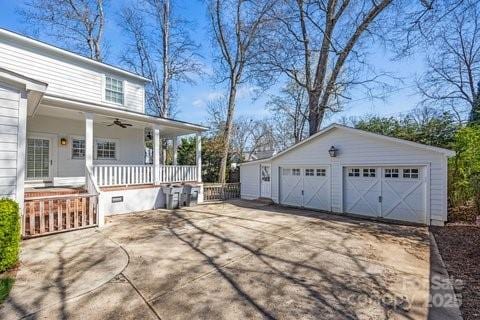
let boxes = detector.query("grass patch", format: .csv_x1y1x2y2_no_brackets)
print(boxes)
0,277,14,304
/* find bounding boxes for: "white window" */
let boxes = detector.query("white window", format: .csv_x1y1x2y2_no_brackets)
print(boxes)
71,138,85,159
96,140,116,160
305,169,315,176
282,168,291,176
363,168,376,177
292,168,301,176
403,168,419,179
348,168,360,177
261,166,270,182
385,168,399,178
316,168,326,176
105,76,124,104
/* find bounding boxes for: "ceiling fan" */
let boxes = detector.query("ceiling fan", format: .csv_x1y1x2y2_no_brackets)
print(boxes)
105,118,133,128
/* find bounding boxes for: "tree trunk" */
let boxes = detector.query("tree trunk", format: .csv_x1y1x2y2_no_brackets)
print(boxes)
307,91,320,136
161,0,170,118
218,82,237,183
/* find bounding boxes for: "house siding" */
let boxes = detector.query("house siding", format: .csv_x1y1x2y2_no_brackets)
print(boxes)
240,163,260,200
0,83,20,198
0,34,145,113
241,127,449,224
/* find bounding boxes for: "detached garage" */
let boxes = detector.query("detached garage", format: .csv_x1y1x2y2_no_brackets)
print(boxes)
240,124,455,226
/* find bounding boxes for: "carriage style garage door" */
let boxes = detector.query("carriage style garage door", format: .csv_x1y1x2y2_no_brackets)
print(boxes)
280,166,331,211
343,166,426,224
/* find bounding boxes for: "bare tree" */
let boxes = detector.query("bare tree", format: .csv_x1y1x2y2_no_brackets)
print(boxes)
267,80,308,148
20,0,106,61
258,0,405,136
120,0,202,117
417,0,480,123
206,98,274,161
207,0,276,183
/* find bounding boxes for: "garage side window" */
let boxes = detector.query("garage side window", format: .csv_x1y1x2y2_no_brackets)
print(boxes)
403,168,419,179
316,168,326,176
348,168,360,177
385,168,399,178
282,168,291,176
292,168,301,176
305,169,315,176
362,168,376,177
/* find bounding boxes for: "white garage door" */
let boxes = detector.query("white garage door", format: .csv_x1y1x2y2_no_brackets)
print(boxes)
280,167,331,211
343,167,426,223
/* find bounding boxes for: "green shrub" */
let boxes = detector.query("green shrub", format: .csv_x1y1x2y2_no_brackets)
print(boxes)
448,125,480,208
0,199,20,273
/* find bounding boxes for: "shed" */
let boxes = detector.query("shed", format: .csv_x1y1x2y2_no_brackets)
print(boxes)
239,124,455,226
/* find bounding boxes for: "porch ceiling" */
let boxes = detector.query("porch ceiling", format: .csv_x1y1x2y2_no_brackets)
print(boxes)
34,99,207,137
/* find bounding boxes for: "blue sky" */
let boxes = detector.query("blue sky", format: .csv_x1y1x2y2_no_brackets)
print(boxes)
0,0,425,126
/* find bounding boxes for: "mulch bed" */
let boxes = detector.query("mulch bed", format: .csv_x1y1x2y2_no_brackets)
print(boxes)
431,225,480,320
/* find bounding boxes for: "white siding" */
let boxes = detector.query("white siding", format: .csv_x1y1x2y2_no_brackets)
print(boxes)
240,163,260,200
242,127,449,224
0,35,145,113
0,84,19,198
27,115,145,178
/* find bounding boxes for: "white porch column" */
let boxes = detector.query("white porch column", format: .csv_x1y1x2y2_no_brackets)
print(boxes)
172,137,179,165
85,113,94,175
153,126,161,184
195,132,202,182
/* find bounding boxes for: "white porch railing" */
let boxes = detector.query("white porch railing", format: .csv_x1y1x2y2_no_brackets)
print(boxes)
92,164,198,187
160,165,198,183
93,165,153,186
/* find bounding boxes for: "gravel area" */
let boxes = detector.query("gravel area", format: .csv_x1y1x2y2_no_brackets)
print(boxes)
431,225,480,320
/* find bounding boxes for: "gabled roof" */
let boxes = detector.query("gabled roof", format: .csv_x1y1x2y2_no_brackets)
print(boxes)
0,28,150,83
239,123,455,165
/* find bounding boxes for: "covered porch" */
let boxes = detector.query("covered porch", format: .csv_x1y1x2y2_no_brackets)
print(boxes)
22,95,206,238
25,95,205,191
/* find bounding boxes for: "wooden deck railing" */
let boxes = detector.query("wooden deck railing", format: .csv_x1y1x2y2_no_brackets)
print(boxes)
204,183,241,201
23,194,98,238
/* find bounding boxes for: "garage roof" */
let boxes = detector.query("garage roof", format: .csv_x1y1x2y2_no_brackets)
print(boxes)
240,123,456,165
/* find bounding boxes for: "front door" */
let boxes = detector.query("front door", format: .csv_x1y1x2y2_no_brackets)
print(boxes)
260,165,271,198
26,137,52,180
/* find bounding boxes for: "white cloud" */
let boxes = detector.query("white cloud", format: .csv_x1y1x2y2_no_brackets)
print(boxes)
191,90,225,108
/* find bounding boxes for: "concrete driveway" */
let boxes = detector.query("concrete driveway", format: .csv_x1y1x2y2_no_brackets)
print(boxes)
1,200,430,319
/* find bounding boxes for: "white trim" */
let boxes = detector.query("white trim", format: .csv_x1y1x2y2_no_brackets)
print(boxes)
0,28,150,83
239,124,455,166
16,91,27,213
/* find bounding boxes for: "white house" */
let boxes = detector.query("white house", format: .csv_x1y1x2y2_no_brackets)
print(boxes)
0,28,207,237
240,124,455,226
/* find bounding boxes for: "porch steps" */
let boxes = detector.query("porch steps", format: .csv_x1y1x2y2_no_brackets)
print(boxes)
25,187,87,199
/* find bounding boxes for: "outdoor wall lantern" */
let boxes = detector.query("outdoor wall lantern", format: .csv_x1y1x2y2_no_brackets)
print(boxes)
328,146,337,157
60,138,67,146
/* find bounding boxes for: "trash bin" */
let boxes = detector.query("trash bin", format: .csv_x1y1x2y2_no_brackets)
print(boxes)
183,184,200,207
162,185,183,209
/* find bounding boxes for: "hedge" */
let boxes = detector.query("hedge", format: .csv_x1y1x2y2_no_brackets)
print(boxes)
0,199,20,273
